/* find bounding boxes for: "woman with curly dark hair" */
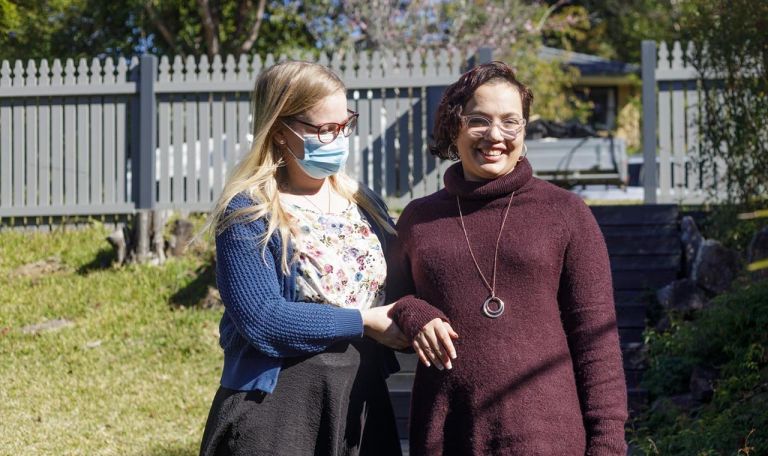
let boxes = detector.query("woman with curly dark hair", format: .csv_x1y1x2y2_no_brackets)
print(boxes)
388,61,628,455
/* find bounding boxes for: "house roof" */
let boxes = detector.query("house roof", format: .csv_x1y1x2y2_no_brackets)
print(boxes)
539,46,639,77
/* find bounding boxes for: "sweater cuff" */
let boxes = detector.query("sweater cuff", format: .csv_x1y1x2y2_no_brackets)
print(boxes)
334,308,364,339
586,421,628,456
392,296,449,340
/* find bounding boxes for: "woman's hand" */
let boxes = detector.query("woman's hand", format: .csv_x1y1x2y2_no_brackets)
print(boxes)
361,304,410,350
413,318,459,370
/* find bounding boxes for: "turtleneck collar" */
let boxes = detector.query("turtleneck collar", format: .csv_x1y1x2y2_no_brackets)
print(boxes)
443,157,534,200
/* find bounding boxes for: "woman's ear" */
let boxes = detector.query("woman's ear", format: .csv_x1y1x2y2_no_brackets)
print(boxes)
272,130,287,146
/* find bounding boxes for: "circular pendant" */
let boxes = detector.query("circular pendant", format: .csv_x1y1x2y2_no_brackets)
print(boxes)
482,296,505,318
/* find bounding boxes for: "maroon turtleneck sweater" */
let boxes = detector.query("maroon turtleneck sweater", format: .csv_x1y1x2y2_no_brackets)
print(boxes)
388,158,628,455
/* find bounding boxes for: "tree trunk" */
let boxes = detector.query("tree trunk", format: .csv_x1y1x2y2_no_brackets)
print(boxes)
197,0,220,58
144,2,182,56
107,210,169,266
239,0,267,54
135,210,151,263
169,218,195,256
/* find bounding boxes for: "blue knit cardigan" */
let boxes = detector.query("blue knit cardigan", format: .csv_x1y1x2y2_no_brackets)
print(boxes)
215,192,399,393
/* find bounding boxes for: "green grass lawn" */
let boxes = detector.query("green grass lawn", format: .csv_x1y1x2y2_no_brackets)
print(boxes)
0,223,223,455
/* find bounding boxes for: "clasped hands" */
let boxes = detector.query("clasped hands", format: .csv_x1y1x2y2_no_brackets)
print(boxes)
361,304,410,350
363,306,458,371
412,318,458,370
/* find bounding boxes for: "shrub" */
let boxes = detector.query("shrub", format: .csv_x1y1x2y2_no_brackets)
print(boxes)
631,279,768,455
681,0,768,206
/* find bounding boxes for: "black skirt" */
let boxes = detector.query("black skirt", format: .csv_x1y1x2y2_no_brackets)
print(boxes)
199,338,402,456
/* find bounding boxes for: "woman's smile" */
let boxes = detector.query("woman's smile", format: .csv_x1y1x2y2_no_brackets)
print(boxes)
475,144,508,159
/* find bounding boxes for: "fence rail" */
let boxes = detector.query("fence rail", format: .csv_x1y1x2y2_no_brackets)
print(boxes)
1,49,484,221
642,40,728,204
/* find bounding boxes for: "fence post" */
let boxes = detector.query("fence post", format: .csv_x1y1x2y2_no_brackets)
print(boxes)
476,47,493,65
641,40,658,204
130,54,159,262
136,54,157,210
466,47,494,70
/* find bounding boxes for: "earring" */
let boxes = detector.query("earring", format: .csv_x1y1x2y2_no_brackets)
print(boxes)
447,143,458,158
517,143,528,162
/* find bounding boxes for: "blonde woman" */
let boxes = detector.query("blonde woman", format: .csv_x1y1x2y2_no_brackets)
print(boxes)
199,61,406,456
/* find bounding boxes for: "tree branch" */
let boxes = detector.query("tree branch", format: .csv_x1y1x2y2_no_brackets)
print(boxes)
144,2,182,56
197,0,220,58
536,0,570,32
239,0,267,54
235,0,250,39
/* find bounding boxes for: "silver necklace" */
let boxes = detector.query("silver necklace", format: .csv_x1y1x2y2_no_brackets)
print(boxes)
456,192,515,318
300,191,331,213
281,181,331,213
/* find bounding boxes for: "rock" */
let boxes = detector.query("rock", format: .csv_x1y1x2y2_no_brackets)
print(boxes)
169,219,195,257
689,365,718,403
106,229,128,265
747,226,768,280
656,279,709,314
691,239,742,294
21,318,74,334
654,315,671,333
623,342,648,370
669,393,698,410
85,340,103,349
681,216,703,278
650,393,697,416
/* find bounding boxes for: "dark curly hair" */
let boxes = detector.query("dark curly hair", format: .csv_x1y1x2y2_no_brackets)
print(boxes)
430,61,533,160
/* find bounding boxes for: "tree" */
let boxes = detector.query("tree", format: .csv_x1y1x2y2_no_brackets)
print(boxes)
682,0,768,206
0,0,88,61
304,0,591,122
305,0,540,55
0,0,318,61
541,0,683,63
137,0,317,59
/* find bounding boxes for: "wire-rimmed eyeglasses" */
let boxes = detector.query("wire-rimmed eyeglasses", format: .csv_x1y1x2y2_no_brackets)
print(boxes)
287,109,359,144
461,115,526,140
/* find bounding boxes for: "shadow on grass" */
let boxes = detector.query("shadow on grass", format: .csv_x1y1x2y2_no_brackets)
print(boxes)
77,247,117,275
144,441,198,456
170,260,218,308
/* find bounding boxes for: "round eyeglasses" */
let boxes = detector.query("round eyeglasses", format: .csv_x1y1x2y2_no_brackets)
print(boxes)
461,115,526,140
288,109,359,144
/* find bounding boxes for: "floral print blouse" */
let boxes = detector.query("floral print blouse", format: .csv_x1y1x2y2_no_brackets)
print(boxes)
283,202,387,311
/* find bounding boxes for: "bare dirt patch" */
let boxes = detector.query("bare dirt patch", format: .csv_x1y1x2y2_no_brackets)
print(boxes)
10,257,69,279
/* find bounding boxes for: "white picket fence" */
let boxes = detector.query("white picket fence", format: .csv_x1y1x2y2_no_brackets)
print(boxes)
641,40,729,204
0,49,475,222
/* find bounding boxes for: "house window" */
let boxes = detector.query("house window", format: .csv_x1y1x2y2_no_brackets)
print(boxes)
576,86,617,132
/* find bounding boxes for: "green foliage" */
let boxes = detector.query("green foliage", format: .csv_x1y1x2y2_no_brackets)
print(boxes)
540,5,594,53
505,44,594,123
738,209,768,272
0,224,221,454
140,0,317,58
631,280,768,455
505,7,596,124
616,90,642,154
542,0,683,63
306,1,590,123
0,0,318,60
696,203,767,253
680,0,768,206
0,0,86,61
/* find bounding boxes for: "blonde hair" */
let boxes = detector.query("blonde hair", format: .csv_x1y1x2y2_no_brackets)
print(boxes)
206,60,394,272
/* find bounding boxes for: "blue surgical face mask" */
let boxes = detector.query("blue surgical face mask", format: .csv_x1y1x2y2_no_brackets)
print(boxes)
283,125,349,179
